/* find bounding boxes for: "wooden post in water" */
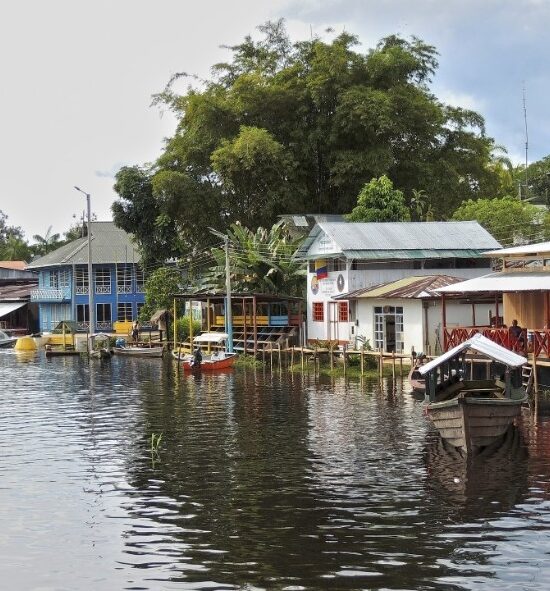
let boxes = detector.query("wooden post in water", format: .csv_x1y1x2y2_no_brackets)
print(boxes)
278,343,282,367
360,348,364,376
533,352,539,419
270,346,273,368
301,347,304,371
343,348,347,376
291,346,294,370
262,346,266,365
392,351,396,381
379,350,383,380
399,356,403,376
330,347,334,371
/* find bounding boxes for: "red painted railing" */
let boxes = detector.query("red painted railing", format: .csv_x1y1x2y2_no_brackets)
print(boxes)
443,326,540,356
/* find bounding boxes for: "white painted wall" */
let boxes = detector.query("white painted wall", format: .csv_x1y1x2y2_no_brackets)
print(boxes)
306,265,493,343
350,298,496,354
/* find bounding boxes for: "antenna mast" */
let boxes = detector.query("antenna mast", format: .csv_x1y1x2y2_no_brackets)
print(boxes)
523,82,529,199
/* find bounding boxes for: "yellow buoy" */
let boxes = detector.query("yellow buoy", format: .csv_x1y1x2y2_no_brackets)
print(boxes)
15,336,37,351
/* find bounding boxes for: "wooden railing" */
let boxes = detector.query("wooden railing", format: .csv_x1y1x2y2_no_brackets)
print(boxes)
443,326,549,356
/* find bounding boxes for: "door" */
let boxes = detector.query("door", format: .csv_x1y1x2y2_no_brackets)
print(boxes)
328,301,339,342
373,306,404,352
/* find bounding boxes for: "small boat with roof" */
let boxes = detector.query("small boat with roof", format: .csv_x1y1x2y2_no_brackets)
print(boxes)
419,333,528,454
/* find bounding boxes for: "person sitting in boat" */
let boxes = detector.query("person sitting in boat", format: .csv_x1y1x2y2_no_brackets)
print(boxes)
190,346,202,368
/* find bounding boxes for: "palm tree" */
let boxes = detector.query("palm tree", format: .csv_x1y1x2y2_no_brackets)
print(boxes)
197,221,305,296
32,226,62,256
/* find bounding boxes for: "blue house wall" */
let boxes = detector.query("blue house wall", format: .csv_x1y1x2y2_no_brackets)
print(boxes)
34,263,145,332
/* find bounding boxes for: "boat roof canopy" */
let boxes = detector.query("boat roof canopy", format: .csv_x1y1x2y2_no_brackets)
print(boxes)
193,332,229,344
418,333,527,375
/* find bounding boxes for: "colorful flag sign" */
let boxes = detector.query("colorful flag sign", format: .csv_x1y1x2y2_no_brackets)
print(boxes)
315,259,328,279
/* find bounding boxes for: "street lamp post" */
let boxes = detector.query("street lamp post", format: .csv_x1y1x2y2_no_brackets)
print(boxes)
74,186,94,334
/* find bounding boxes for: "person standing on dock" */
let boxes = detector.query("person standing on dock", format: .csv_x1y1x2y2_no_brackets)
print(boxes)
132,320,140,344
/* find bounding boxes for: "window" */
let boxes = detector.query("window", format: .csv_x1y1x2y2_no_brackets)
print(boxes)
96,303,112,322
312,302,324,322
329,258,346,272
95,268,111,294
49,271,58,288
338,301,349,322
75,268,88,294
76,304,89,322
117,303,133,321
59,270,70,288
117,264,132,294
135,266,145,292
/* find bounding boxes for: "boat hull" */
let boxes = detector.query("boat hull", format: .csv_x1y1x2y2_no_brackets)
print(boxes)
182,354,237,371
114,346,164,358
427,396,525,454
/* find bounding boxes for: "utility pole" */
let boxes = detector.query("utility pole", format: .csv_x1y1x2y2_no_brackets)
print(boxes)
523,84,529,200
74,187,94,334
225,236,234,352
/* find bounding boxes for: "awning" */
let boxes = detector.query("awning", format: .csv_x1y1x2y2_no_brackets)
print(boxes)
0,301,26,318
193,332,229,344
419,334,527,375
150,309,168,323
437,272,550,294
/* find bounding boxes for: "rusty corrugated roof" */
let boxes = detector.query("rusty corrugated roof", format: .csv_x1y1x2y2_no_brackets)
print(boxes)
0,261,27,270
337,275,464,300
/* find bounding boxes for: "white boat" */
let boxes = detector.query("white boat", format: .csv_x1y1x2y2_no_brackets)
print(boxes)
0,329,18,348
114,345,164,358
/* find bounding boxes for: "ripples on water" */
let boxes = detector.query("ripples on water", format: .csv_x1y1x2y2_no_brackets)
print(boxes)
1,349,550,590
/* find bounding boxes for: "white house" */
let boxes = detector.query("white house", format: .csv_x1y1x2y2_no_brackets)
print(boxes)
334,275,496,355
293,221,501,348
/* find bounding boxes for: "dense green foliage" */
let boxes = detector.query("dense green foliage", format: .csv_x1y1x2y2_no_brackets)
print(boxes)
112,166,183,268
452,195,550,245
347,175,409,222
112,20,502,261
140,267,184,321
198,221,305,296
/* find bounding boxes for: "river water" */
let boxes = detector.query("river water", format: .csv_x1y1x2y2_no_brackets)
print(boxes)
1,350,550,590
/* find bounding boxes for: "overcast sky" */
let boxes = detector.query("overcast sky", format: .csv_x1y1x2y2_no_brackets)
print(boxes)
1,0,549,239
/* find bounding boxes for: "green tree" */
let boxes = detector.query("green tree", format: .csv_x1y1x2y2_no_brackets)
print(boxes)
199,221,305,296
347,175,409,222
113,21,500,262
31,226,62,256
452,195,545,245
140,267,184,321
0,234,32,261
112,166,183,268
0,211,26,257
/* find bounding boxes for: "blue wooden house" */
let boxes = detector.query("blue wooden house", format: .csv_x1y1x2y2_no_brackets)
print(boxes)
27,222,146,333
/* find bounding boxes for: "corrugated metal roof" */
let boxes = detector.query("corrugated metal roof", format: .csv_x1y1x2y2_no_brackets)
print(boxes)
485,241,550,257
27,222,141,268
294,221,501,260
0,261,27,270
437,271,550,293
341,249,488,260
419,333,527,374
0,283,37,300
337,275,463,300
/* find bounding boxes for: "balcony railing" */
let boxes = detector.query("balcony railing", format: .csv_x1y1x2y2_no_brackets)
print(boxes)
117,285,132,294
31,288,71,302
95,286,111,295
75,286,88,295
444,326,530,355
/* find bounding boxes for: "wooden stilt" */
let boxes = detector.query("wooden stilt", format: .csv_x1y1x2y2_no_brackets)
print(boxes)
301,347,304,371
360,348,364,375
343,348,347,375
291,346,295,370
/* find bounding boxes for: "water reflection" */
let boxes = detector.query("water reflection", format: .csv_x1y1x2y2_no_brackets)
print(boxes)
2,353,550,590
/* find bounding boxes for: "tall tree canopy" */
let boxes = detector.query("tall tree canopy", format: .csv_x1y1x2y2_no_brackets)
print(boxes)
452,195,550,245
347,175,409,222
113,20,501,260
